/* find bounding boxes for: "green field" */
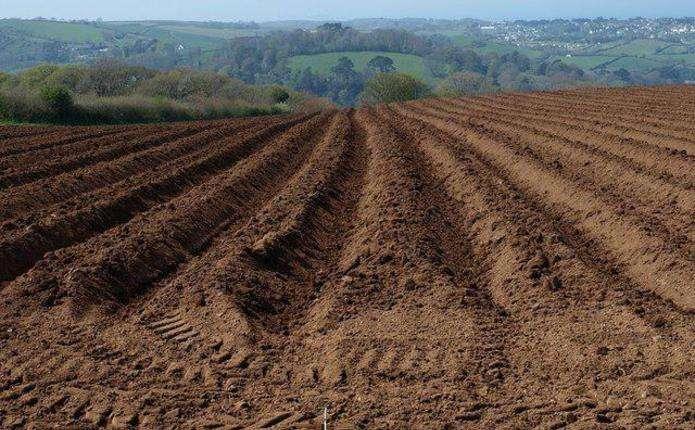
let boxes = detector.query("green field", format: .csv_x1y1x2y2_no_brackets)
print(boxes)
288,51,434,82
449,35,545,59
157,25,261,39
602,56,666,70
553,55,617,70
659,44,691,55
0,19,106,43
597,38,671,56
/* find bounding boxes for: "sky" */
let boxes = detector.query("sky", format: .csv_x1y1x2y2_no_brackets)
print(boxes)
1,0,693,22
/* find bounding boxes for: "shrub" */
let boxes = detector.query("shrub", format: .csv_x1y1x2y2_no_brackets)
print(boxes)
436,71,497,97
0,92,8,119
76,95,193,124
0,88,51,123
267,85,291,104
360,72,431,105
18,64,60,89
1,63,316,124
40,85,74,120
137,69,232,100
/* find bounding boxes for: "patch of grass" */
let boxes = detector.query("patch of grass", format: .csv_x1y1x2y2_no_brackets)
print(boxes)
598,39,671,56
552,55,618,70
0,19,106,43
602,56,666,71
655,53,695,65
157,25,260,40
288,51,433,82
449,36,545,59
657,44,691,55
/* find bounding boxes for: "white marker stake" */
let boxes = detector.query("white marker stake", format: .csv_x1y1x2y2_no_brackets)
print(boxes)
323,406,328,430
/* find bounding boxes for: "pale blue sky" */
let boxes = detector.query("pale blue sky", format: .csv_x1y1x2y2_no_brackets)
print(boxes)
1,0,693,21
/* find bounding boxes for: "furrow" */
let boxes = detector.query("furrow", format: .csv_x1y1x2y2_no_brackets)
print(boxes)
133,111,366,345
0,115,299,221
562,85,695,109
539,87,695,123
527,88,695,123
385,105,694,424
0,114,312,282
263,107,512,400
456,95,695,158
10,113,333,304
0,125,58,140
492,92,695,144
0,126,130,158
394,104,695,311
410,102,695,255
427,98,695,188
0,127,154,171
0,124,210,188
185,111,369,333
522,92,695,135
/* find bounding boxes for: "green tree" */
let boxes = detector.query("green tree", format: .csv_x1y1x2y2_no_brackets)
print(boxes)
329,57,364,106
367,56,396,73
360,72,430,105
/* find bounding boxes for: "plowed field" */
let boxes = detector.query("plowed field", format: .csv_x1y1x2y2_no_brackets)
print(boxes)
0,85,693,429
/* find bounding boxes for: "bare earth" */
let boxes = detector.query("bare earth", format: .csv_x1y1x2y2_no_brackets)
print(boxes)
0,85,693,428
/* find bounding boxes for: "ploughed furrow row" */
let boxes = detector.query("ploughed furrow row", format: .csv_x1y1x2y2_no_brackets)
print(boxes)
0,114,300,221
459,95,695,158
10,113,332,304
0,125,60,140
536,89,695,122
428,98,695,188
523,91,695,134
563,85,695,109
386,106,694,426
389,103,692,317
423,98,694,193
0,114,312,282
0,123,209,188
236,111,369,331
140,111,366,344
394,104,694,311
492,92,695,144
0,126,157,171
483,93,695,154
415,101,695,255
0,125,131,158
266,106,512,409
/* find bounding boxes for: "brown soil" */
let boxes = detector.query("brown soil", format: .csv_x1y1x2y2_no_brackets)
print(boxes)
0,86,693,429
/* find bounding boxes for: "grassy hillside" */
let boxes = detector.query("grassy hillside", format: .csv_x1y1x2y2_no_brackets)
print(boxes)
0,19,107,43
595,38,672,56
449,35,545,59
288,51,434,82
552,55,617,69
547,38,695,72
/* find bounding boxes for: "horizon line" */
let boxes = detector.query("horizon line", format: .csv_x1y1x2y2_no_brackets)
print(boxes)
2,15,695,24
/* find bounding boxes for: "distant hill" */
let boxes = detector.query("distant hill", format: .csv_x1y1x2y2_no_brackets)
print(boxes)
1,17,694,106
288,51,434,83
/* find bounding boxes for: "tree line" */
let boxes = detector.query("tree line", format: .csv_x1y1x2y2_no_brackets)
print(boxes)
0,61,322,124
